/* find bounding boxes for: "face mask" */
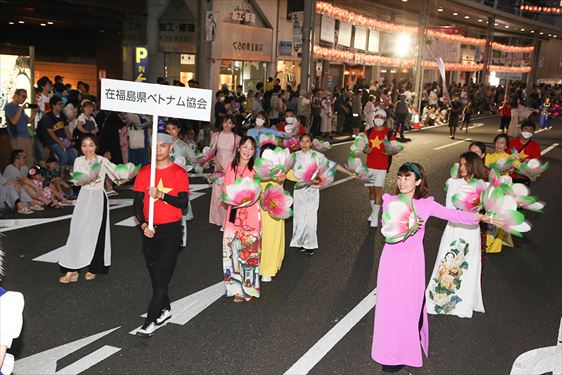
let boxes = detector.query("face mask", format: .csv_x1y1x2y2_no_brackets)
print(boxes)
255,118,265,127
521,131,533,139
285,117,295,125
374,118,385,126
219,97,225,102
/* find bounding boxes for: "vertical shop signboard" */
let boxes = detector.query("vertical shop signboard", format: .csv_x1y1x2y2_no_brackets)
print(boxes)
290,11,303,53
135,47,149,82
320,15,336,43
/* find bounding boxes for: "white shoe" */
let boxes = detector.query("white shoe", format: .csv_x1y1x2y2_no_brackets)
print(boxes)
261,276,272,282
370,216,379,228
136,320,157,337
156,309,172,326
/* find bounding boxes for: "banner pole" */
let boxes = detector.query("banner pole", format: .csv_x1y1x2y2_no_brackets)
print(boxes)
148,114,159,230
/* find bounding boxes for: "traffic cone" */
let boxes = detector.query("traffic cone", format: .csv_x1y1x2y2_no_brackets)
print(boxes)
413,114,420,129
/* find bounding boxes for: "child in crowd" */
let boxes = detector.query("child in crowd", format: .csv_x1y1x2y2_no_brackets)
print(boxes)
28,166,69,207
44,157,76,199
184,127,198,153
499,100,511,134
461,101,473,133
75,100,99,137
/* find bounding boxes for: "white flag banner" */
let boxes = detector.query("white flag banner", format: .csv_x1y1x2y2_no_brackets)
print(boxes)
100,78,212,229
436,57,450,106
100,78,212,122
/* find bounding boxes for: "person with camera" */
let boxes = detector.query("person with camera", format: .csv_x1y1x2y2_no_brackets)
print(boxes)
4,89,36,167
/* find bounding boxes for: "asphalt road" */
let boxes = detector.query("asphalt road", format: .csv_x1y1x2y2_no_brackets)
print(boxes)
1,116,561,374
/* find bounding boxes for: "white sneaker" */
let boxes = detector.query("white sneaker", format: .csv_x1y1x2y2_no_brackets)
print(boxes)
156,309,172,326
370,216,379,228
261,276,272,282
136,321,157,337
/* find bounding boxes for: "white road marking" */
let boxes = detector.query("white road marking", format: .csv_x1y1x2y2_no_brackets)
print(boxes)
284,288,377,375
510,316,562,375
115,216,139,227
535,127,550,134
541,143,559,156
15,326,121,374
0,201,132,233
55,345,121,375
32,246,65,263
129,282,224,335
433,138,473,151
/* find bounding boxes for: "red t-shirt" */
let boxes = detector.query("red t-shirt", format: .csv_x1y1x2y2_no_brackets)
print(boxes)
277,122,306,135
500,105,511,117
509,137,541,161
366,127,395,170
133,163,189,225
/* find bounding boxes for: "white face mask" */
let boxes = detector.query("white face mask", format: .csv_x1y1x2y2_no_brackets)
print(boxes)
285,117,295,125
255,118,265,127
521,131,533,139
219,96,225,102
374,118,385,127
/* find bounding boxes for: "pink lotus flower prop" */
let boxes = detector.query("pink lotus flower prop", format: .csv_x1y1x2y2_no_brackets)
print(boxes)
173,157,194,172
507,183,545,212
482,186,531,237
259,133,279,148
70,161,102,186
108,162,142,183
382,139,404,156
350,133,369,156
193,146,216,164
381,194,423,243
294,158,336,189
260,183,294,220
516,158,549,178
221,177,261,208
207,171,225,185
284,123,300,136
451,179,487,212
283,136,300,152
489,157,515,174
254,147,295,181
312,138,333,152
488,168,513,194
346,157,377,184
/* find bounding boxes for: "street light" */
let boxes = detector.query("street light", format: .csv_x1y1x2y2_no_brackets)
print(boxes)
394,33,411,57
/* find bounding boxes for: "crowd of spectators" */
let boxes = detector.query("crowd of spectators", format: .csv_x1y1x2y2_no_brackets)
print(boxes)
2,72,560,217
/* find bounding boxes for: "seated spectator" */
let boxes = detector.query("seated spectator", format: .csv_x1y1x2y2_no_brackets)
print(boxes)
44,157,76,199
75,100,99,137
0,173,37,215
41,96,76,174
27,166,69,206
3,150,54,208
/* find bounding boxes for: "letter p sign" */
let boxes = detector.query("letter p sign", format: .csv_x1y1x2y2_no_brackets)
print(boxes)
135,47,149,82
136,47,148,64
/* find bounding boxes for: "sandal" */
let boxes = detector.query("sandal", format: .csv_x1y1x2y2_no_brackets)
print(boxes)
233,296,245,303
17,207,34,215
59,272,79,284
31,204,45,211
84,272,96,281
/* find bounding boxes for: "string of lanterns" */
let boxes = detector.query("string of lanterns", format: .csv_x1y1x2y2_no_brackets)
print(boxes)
519,5,562,14
491,42,535,53
312,45,532,73
316,1,534,53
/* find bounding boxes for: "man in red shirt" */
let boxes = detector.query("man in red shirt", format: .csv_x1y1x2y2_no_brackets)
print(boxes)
365,109,396,227
133,133,189,337
276,109,306,136
509,119,541,185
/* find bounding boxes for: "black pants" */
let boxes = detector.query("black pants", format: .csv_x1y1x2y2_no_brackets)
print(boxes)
60,195,109,274
395,115,407,138
142,220,181,322
310,114,321,136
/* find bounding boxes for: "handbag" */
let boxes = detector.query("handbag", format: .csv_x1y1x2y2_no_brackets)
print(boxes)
128,125,145,149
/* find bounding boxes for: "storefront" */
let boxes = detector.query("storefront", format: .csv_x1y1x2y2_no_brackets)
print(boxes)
216,22,273,91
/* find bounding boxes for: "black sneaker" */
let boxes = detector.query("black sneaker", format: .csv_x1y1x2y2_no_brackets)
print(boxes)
305,248,315,255
136,320,157,337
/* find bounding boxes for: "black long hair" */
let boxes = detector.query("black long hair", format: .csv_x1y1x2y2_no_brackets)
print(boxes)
231,135,257,171
78,134,99,156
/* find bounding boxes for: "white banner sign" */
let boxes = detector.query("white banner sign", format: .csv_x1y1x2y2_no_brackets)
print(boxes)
320,16,335,43
338,22,352,47
353,26,367,50
100,78,212,121
495,72,523,80
368,30,380,53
